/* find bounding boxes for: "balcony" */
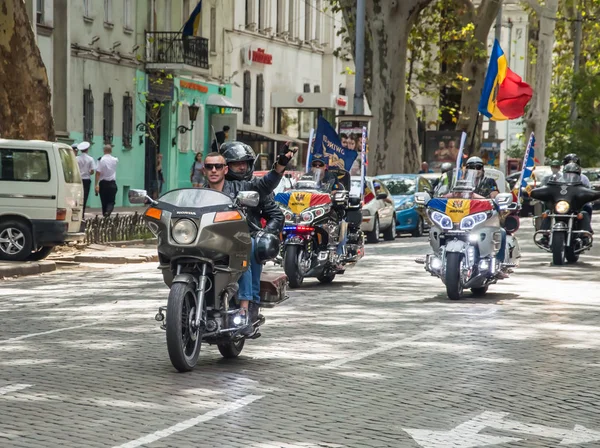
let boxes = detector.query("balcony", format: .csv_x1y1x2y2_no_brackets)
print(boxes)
145,32,209,73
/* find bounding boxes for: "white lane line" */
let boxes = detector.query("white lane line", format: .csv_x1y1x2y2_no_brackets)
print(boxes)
321,328,442,369
0,322,99,344
112,395,263,448
0,384,32,395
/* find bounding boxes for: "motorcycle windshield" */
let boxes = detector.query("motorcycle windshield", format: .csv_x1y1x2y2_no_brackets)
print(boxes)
158,188,233,208
276,170,332,214
294,170,327,191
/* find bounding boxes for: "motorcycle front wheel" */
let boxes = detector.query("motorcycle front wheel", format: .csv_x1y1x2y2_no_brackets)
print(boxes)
551,232,566,265
284,245,306,288
166,282,202,372
445,252,464,300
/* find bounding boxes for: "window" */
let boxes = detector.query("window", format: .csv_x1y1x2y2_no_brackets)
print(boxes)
123,0,133,30
84,0,92,18
36,0,44,24
256,74,264,127
103,90,114,144
0,148,50,182
183,0,190,25
243,71,251,125
258,0,264,30
122,94,133,149
288,0,294,37
58,147,82,184
305,0,312,41
83,87,94,141
315,0,321,42
245,0,251,25
104,0,112,24
210,7,216,52
276,0,284,34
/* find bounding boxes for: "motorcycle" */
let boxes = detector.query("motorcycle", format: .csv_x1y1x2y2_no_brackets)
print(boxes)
530,175,600,265
274,169,364,288
414,170,521,300
128,188,287,372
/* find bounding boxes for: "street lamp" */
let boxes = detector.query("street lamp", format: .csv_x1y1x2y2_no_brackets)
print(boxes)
172,101,200,147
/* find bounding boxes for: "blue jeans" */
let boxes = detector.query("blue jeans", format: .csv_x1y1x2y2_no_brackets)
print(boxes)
238,238,263,303
496,228,507,263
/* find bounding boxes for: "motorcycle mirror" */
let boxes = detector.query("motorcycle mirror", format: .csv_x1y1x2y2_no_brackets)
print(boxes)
129,189,152,204
495,193,513,206
415,192,431,205
237,191,260,208
376,192,388,200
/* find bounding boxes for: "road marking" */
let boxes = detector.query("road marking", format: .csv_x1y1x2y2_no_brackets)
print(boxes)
321,328,442,369
404,411,600,447
0,384,32,395
0,322,99,344
112,395,263,448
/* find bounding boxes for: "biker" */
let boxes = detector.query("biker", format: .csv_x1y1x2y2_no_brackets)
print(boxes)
202,143,296,336
220,142,284,335
541,160,562,186
433,162,454,196
563,154,593,219
309,155,344,191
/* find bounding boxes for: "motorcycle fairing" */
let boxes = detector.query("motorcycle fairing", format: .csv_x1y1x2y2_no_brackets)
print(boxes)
427,198,494,223
275,191,332,214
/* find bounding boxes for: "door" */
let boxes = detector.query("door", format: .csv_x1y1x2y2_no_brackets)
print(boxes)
55,144,84,232
209,113,237,150
377,183,395,227
144,102,160,198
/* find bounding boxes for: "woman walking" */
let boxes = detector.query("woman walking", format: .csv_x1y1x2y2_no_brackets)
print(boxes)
190,152,205,187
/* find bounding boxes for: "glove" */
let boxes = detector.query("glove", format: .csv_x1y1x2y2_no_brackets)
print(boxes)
276,141,297,166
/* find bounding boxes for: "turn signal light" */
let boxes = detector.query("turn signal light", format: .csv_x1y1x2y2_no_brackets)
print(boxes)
56,208,67,221
145,207,162,220
577,213,583,220
541,212,548,219
214,211,243,222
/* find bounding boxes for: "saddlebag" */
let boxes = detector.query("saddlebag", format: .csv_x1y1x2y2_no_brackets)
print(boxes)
259,271,288,308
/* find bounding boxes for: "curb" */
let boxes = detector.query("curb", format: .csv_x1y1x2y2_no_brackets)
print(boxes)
105,238,157,247
0,261,57,279
72,254,159,264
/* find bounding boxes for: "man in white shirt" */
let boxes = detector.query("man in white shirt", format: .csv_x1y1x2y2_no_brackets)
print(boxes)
95,144,119,217
76,141,95,217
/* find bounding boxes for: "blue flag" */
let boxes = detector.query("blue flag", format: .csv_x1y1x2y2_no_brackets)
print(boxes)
310,117,358,171
183,1,202,36
520,134,536,188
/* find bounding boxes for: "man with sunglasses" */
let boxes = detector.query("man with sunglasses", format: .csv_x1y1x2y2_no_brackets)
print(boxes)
202,143,296,336
465,157,499,199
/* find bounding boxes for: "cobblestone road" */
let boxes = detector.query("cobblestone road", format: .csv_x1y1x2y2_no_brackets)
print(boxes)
1,220,600,448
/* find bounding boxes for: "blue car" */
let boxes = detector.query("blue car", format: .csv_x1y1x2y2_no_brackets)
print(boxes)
376,174,433,237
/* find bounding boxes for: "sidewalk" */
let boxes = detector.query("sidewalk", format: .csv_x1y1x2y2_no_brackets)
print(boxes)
84,206,145,219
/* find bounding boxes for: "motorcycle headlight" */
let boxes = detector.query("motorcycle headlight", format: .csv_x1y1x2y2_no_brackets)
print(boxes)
460,212,489,230
282,210,294,222
301,211,313,223
429,210,453,230
555,201,570,214
171,219,197,245
396,200,415,211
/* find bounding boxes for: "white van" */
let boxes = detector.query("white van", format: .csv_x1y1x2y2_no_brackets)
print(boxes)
0,139,84,261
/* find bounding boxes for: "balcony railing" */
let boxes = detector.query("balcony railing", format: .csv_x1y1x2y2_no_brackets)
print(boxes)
145,32,209,70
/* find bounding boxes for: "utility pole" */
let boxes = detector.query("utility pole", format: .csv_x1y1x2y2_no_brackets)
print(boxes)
570,7,582,123
353,0,366,115
488,5,502,140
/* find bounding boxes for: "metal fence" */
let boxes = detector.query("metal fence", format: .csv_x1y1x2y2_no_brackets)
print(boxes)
84,212,150,245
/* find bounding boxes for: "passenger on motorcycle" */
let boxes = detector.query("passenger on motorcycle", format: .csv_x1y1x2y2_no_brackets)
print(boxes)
202,144,296,336
563,154,593,220
433,162,454,196
220,141,284,335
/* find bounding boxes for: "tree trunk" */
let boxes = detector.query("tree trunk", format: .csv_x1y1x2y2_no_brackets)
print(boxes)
456,0,503,154
524,0,558,164
405,99,420,172
0,0,54,140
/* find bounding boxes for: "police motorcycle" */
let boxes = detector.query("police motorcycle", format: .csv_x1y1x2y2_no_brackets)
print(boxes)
530,166,600,265
128,188,287,372
274,169,364,288
415,169,521,300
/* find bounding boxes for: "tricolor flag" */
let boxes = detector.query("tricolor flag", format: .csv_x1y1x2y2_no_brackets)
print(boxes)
183,1,202,37
478,39,533,121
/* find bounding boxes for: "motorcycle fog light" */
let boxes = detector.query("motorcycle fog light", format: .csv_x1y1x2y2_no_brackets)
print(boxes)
469,234,479,243
233,315,243,325
171,219,197,245
431,257,442,270
479,259,490,271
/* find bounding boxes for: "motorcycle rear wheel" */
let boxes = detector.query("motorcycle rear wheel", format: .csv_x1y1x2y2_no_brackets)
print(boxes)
551,232,566,265
445,252,463,300
218,339,245,358
284,245,305,288
166,282,202,372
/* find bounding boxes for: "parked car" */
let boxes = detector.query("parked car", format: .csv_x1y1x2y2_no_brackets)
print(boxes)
0,139,84,261
350,176,396,243
376,174,432,237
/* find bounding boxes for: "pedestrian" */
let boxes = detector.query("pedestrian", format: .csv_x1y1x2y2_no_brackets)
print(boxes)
153,153,164,199
71,143,79,157
418,161,433,174
190,152,205,187
211,125,230,152
95,144,119,217
76,141,95,218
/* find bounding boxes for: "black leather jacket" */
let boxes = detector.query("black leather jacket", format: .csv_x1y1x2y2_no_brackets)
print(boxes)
204,169,284,236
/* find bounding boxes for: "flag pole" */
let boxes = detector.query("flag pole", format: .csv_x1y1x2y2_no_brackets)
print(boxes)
469,112,481,156
305,128,315,172
360,126,367,198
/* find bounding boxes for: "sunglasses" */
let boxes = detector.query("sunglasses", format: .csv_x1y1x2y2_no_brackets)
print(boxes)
467,164,484,170
312,162,325,168
205,163,225,171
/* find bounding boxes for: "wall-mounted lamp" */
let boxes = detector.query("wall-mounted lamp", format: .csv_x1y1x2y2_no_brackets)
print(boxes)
172,101,200,147
136,122,150,145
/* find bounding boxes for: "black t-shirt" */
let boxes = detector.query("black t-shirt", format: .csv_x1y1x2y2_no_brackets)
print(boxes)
474,177,499,198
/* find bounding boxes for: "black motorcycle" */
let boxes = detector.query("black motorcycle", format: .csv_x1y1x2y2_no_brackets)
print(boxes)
129,188,287,372
530,178,600,265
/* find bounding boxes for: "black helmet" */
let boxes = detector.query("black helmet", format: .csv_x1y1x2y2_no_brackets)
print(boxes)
564,162,581,175
563,153,581,166
220,141,256,181
440,162,453,174
254,230,280,263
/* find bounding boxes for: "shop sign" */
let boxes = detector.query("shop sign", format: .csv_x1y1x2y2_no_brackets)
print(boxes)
180,80,209,93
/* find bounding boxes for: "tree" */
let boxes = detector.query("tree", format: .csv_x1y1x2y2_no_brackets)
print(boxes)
0,0,54,140
523,0,559,164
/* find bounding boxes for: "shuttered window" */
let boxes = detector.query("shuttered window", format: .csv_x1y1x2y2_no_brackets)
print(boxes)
83,86,94,141
243,71,251,125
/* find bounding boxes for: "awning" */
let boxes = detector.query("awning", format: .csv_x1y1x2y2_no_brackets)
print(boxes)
238,130,305,145
206,94,242,111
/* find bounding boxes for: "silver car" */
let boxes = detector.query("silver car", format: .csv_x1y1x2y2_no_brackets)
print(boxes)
351,176,396,244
